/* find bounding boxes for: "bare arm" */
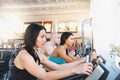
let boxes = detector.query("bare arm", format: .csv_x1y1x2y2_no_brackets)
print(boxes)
41,53,86,70
56,48,76,62
17,50,93,80
68,52,77,60
17,50,76,80
42,54,93,76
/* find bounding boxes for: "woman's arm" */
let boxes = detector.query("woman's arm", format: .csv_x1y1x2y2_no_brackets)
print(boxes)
42,54,93,77
18,50,75,80
68,52,77,60
41,53,85,70
51,48,74,62
18,50,93,80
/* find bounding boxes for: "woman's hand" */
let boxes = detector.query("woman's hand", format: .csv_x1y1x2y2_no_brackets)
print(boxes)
72,62,93,76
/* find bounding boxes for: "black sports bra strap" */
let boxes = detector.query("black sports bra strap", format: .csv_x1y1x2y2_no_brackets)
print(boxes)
32,52,41,65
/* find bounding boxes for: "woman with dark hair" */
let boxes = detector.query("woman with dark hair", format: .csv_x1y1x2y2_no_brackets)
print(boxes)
60,32,73,45
49,32,83,64
10,24,93,80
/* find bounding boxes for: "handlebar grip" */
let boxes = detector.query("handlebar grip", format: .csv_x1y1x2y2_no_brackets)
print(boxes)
86,55,91,62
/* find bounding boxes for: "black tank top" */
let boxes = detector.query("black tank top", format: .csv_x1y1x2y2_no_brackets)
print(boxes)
11,65,37,80
9,51,41,80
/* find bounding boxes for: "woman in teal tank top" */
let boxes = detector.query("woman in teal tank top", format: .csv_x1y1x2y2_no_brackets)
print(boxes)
50,32,80,63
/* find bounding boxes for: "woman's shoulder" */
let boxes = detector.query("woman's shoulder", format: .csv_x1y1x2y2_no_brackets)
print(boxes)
19,49,28,54
53,46,63,52
18,49,33,59
54,46,65,54
56,46,62,49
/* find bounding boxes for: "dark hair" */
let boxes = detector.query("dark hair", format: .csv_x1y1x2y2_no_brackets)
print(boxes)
60,32,73,45
24,23,46,55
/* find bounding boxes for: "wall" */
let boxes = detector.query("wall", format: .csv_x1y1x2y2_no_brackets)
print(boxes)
20,11,90,38
0,9,90,46
91,0,120,57
91,0,120,79
91,0,114,56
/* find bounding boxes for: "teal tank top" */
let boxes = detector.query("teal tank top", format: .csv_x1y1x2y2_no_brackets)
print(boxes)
48,56,66,64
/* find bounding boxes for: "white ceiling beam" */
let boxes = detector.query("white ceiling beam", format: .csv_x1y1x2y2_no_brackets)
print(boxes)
0,1,88,9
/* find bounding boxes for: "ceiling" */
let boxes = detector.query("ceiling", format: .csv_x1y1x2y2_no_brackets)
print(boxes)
0,0,90,15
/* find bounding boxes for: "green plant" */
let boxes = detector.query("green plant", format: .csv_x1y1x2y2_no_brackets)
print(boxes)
109,44,120,57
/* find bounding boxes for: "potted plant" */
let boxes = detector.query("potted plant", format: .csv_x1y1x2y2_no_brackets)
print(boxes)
109,44,120,56
109,44,120,64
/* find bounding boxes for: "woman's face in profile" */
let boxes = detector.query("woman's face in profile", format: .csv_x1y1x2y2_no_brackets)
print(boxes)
35,29,46,48
65,35,74,47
